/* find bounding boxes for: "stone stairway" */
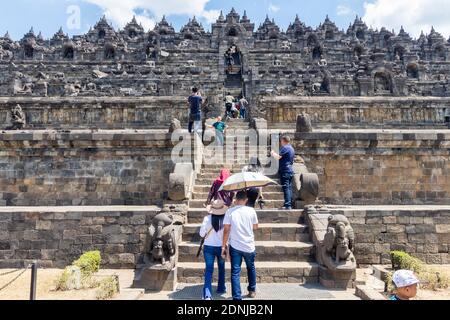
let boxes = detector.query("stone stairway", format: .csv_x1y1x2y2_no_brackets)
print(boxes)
177,119,319,285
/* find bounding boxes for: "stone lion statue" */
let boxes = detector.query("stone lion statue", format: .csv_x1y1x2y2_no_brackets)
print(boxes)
145,212,178,270
9,104,26,130
321,214,356,271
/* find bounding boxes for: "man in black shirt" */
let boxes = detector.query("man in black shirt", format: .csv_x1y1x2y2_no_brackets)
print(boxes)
188,87,202,134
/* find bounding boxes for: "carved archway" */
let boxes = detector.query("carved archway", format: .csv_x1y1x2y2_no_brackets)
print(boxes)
307,34,318,47
98,29,106,39
128,28,137,39
63,46,74,59
356,29,365,41
104,43,115,60
406,63,419,79
269,32,278,40
24,44,34,59
373,71,391,93
227,27,238,37
312,46,323,60
325,30,334,40
394,46,405,61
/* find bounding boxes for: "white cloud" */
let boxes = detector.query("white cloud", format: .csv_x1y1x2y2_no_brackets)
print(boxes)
82,0,219,30
337,4,353,16
269,4,280,13
363,0,450,38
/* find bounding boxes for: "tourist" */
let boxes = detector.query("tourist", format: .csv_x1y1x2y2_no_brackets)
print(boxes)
239,96,249,119
208,116,227,147
242,157,266,209
199,199,228,300
188,87,202,135
201,97,212,144
271,135,295,210
205,169,234,208
224,93,234,119
222,191,259,300
389,270,420,300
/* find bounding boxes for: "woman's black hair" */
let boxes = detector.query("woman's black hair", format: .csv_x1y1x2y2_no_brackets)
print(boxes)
211,215,225,233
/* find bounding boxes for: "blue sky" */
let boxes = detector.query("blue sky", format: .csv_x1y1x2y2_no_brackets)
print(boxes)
0,0,449,40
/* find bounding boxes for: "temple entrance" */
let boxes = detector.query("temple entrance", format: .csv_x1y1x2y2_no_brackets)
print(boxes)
224,45,244,97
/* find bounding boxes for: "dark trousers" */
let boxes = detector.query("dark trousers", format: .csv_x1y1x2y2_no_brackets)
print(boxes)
279,172,294,208
225,103,233,118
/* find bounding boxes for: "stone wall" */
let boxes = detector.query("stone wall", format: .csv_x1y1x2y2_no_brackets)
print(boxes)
327,206,450,266
0,207,161,268
0,130,178,206
293,130,450,205
256,96,450,128
0,97,198,129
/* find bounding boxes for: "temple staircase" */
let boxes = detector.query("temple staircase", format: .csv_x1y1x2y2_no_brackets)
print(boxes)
177,119,319,285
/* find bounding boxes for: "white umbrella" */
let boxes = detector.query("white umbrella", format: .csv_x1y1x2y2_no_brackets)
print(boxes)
218,172,278,192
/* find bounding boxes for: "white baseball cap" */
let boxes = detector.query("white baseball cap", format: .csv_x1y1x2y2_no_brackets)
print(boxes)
392,270,420,288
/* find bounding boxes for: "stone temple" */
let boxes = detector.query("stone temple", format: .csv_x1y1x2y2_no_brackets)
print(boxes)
0,9,450,295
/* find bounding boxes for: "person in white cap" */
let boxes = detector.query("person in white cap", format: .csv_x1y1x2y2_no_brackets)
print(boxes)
199,199,228,300
390,270,420,300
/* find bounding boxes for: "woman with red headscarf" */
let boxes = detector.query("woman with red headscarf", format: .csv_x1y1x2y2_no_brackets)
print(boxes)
204,169,235,208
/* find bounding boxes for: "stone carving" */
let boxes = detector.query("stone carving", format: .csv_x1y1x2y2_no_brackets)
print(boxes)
168,163,194,201
311,82,322,93
296,112,313,133
321,215,356,270
292,156,320,207
64,83,81,96
145,212,178,269
281,40,292,50
169,118,181,133
92,70,109,79
8,104,26,130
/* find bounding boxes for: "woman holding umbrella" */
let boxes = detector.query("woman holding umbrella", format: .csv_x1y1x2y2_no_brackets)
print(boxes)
204,169,234,208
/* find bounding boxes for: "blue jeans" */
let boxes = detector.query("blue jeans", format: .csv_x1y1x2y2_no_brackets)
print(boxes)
240,108,247,119
230,246,256,300
203,245,226,299
280,172,294,208
215,130,224,146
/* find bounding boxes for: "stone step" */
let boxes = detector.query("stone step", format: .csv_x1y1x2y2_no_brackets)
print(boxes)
192,191,283,200
189,199,285,209
187,208,304,224
195,178,281,185
178,241,315,263
182,223,309,242
202,164,275,170
177,261,319,284
193,185,282,193
198,173,279,180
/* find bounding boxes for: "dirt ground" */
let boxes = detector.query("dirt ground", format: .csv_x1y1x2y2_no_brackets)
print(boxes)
0,269,130,300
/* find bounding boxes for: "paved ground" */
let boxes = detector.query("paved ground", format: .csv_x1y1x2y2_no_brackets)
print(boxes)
139,283,360,300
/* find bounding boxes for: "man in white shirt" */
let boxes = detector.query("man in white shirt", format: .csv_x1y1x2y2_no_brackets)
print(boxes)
222,191,259,300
